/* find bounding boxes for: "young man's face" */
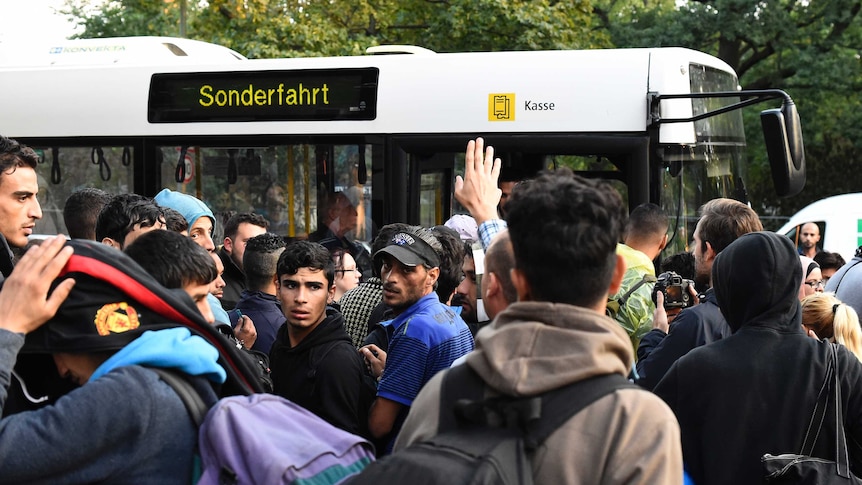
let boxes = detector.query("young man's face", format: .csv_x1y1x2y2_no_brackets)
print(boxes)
183,281,215,324
499,181,517,216
277,268,334,338
0,166,41,248
226,222,267,270
53,352,102,386
209,253,226,299
454,256,478,323
189,217,215,252
380,254,438,313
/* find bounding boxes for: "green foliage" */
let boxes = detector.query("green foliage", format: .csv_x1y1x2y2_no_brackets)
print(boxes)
62,0,862,224
63,0,187,38
64,0,606,58
597,0,862,224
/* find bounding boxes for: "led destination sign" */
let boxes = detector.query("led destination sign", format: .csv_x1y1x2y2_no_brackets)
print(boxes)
148,67,378,123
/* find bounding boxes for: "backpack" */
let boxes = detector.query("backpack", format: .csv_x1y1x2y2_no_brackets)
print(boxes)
349,364,637,485
606,273,656,319
154,369,375,485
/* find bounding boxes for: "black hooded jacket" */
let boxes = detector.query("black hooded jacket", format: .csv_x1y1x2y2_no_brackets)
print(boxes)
654,232,862,485
217,247,245,311
269,308,376,437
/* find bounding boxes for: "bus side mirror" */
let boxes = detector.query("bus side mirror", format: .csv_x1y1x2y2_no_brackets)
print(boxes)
761,101,805,197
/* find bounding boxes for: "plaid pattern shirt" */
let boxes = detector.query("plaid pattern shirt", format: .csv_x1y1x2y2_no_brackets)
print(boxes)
338,277,383,347
478,219,507,251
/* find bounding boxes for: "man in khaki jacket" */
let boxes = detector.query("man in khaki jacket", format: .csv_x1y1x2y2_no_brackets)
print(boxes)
395,145,682,484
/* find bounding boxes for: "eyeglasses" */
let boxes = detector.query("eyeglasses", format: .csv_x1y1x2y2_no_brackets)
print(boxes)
335,268,361,274
804,280,825,289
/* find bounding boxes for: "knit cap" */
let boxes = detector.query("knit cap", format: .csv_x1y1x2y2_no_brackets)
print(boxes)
155,188,215,235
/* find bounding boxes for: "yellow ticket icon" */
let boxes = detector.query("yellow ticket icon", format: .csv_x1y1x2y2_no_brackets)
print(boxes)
488,93,515,121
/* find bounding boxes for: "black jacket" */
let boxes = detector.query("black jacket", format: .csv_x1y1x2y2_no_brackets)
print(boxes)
269,308,376,437
654,232,862,485
218,247,245,311
636,289,730,390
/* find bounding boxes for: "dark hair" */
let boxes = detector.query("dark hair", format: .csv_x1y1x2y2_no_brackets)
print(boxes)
330,247,349,271
224,212,269,240
697,198,762,255
124,230,216,288
277,240,335,287
95,194,165,248
505,168,626,306
430,225,464,302
815,251,846,272
370,222,412,277
625,203,667,242
63,188,112,240
462,241,474,261
484,231,517,304
163,207,189,234
661,251,696,280
243,232,286,291
0,135,38,175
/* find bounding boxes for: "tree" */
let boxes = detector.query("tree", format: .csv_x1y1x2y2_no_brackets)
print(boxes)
63,0,188,38
64,0,606,58
596,0,862,225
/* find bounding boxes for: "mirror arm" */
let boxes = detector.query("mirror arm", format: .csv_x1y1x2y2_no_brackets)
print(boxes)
648,89,793,127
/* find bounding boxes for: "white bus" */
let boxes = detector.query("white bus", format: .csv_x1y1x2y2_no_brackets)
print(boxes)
0,36,804,253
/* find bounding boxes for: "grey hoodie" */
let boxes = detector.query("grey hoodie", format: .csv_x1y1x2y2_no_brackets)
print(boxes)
396,301,682,484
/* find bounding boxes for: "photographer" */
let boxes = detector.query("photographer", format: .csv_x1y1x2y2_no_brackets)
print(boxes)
635,198,762,390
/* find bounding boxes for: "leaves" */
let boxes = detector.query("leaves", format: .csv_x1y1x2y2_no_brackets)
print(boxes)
62,0,862,223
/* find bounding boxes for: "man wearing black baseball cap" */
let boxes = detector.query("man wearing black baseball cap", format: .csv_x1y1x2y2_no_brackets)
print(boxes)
360,225,474,454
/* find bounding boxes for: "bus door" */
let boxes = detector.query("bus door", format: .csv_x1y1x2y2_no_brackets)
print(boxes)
412,153,454,228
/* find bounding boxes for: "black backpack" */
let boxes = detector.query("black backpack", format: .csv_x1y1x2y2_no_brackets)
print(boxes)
349,364,637,485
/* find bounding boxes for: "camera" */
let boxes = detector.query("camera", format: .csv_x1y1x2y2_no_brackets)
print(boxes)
652,271,695,309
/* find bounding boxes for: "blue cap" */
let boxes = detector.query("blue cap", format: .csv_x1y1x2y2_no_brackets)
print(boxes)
155,189,215,235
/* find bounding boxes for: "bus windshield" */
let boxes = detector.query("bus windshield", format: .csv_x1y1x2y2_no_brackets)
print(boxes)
659,64,749,255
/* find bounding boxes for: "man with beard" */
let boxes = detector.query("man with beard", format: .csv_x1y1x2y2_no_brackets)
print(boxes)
218,212,268,311
798,221,822,258
359,226,474,453
452,240,489,336
636,198,762,390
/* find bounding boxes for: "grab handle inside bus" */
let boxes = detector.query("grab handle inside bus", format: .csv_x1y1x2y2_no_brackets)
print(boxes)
176,146,188,183
358,144,367,185
91,147,111,181
51,147,61,184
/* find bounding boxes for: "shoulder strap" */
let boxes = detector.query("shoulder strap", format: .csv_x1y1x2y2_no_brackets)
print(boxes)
525,373,637,449
438,365,638,450
617,274,657,308
151,368,209,428
438,364,487,432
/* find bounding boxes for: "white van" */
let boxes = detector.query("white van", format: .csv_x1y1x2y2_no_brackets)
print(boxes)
777,193,862,262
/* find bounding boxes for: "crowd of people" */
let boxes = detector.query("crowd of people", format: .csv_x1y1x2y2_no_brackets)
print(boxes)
1,132,862,484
